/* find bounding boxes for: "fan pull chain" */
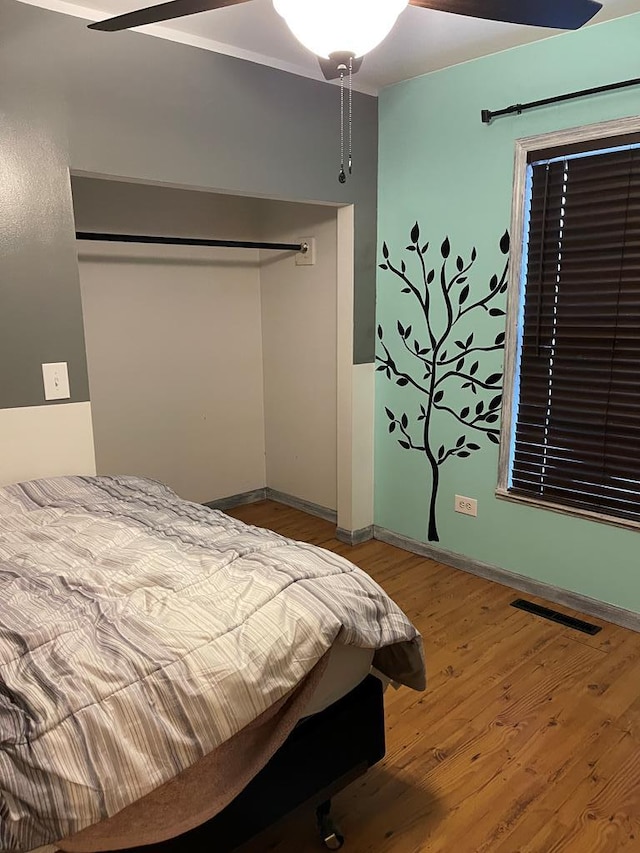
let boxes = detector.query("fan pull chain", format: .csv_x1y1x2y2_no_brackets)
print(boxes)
339,66,346,184
348,56,353,176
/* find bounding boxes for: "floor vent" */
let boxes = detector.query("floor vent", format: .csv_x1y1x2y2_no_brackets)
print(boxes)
510,598,602,635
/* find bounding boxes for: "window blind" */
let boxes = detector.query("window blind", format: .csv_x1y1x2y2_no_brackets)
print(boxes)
511,144,640,522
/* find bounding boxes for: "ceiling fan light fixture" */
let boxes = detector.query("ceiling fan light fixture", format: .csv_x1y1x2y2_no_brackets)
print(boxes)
273,0,408,59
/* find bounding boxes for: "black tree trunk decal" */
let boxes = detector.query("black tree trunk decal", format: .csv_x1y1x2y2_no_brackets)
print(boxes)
377,223,509,543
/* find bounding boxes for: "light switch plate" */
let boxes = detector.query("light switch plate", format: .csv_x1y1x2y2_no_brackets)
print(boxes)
42,362,70,401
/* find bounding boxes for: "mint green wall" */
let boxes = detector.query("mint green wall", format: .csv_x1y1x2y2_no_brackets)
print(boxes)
376,13,640,613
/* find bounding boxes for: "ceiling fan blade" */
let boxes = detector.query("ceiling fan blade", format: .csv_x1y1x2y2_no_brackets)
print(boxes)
89,0,251,31
408,0,602,29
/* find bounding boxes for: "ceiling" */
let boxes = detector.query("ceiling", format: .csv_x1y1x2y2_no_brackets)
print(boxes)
17,0,640,93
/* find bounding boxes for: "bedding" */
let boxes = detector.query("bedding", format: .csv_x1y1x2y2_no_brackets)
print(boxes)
0,476,424,853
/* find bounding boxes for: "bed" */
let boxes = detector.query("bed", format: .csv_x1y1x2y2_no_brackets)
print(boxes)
0,476,425,853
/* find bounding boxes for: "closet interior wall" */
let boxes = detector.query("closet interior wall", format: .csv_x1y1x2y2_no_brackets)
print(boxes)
72,176,338,510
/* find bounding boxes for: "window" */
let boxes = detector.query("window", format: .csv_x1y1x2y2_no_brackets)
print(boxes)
498,118,640,528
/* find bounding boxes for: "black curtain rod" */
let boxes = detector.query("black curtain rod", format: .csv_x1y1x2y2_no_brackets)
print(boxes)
481,77,640,125
76,232,308,253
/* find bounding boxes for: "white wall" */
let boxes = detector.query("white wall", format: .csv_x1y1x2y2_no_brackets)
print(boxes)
72,177,340,510
259,204,338,511
0,403,96,487
74,178,267,503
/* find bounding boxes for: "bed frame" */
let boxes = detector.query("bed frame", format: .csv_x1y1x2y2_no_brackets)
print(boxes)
123,675,385,852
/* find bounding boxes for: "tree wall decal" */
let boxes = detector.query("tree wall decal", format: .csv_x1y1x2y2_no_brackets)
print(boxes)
377,223,509,542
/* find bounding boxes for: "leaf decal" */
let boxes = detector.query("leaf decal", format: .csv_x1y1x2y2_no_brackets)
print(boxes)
401,287,411,293
486,373,502,385
456,435,466,448
401,260,406,274
397,377,409,386
457,451,471,458
489,274,499,291
458,284,470,305
456,255,464,272
489,394,502,410
401,413,408,428
489,308,506,317
476,401,484,415
470,361,479,376
411,222,420,244
466,333,474,348
485,413,499,423
441,237,451,259
456,358,464,371
385,407,394,420
379,263,388,270
397,321,405,337
494,331,505,345
398,440,410,449
377,324,383,340
433,390,444,404
405,325,412,339
488,432,500,444
438,444,445,460
427,269,435,284
460,407,470,419
421,242,429,254
467,443,480,450
382,242,389,259
406,245,417,252
471,247,477,262
389,421,396,433
455,340,465,349
500,230,510,254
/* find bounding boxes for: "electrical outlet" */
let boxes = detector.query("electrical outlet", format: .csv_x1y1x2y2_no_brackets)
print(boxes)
42,362,70,401
455,494,477,517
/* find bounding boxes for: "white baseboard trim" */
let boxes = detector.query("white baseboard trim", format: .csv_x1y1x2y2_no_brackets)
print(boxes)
373,526,640,633
336,526,374,545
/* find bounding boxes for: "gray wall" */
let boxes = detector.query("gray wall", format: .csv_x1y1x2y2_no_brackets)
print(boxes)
0,0,378,410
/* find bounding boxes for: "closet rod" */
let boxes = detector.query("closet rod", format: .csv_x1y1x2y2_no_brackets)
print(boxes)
76,232,308,253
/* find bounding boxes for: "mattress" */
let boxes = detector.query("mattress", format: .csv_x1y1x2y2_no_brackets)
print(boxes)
302,643,375,717
60,645,376,853
0,475,424,851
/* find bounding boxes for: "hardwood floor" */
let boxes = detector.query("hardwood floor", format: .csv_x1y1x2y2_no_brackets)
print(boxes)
229,501,640,853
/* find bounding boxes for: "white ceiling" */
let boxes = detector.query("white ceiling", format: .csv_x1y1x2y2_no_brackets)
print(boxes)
18,0,640,93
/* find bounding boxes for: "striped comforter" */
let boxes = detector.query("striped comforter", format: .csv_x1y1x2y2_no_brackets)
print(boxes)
0,476,424,852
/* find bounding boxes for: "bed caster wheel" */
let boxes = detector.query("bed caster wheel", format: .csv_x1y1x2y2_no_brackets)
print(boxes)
316,800,345,850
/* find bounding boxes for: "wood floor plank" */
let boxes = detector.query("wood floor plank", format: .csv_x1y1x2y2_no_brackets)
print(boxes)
229,501,640,853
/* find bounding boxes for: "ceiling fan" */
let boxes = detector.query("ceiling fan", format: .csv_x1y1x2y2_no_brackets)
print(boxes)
89,0,603,80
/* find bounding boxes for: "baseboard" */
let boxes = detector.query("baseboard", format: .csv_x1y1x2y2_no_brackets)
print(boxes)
205,489,267,511
205,487,337,524
336,526,374,546
373,526,640,633
265,489,337,524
